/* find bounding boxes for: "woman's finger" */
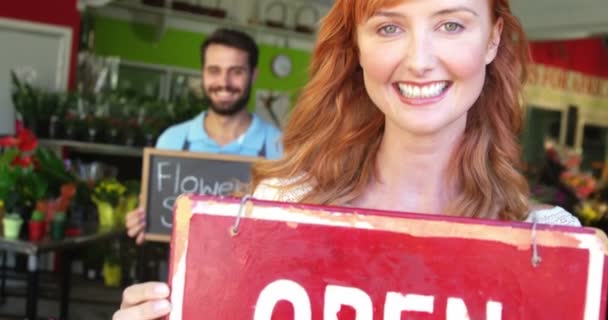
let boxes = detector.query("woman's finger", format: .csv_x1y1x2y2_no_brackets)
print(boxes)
113,299,171,320
120,282,170,309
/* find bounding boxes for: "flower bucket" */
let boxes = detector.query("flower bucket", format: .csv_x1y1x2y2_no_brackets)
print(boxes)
51,219,66,240
3,217,23,240
96,201,115,228
102,261,121,287
28,220,46,241
116,195,138,226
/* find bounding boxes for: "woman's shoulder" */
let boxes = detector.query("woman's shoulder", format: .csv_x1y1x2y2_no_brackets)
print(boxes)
252,176,313,202
524,204,582,227
252,184,582,228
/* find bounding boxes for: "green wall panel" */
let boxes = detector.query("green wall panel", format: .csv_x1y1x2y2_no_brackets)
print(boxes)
94,16,202,69
94,16,311,104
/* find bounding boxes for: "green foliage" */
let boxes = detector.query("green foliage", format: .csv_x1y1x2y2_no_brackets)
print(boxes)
53,211,66,221
11,70,40,119
0,149,20,201
124,180,141,196
93,178,126,207
35,148,76,198
0,149,48,212
30,210,45,221
169,92,207,124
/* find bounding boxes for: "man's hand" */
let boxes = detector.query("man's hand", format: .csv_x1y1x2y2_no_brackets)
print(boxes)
126,205,146,245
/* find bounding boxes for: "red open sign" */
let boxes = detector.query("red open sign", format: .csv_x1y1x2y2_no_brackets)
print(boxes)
167,195,608,319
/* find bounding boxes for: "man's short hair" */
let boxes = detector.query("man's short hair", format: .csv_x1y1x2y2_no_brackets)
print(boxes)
200,28,259,70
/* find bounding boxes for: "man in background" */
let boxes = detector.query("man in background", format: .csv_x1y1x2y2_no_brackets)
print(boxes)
157,28,281,157
126,28,282,244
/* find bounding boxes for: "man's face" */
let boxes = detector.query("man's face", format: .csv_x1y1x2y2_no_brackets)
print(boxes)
202,44,256,116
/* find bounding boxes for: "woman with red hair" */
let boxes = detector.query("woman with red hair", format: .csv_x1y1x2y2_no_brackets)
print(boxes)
115,0,579,318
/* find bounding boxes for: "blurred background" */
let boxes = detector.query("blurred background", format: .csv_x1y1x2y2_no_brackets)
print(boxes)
0,0,607,319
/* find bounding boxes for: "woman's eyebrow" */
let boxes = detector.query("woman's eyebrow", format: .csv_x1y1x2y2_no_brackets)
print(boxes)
432,6,479,17
372,6,478,19
372,10,406,18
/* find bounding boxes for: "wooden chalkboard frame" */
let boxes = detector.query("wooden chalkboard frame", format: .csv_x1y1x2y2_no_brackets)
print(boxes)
141,147,260,242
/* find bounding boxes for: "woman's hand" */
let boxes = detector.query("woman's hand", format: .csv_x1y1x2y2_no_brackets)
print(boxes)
113,282,171,320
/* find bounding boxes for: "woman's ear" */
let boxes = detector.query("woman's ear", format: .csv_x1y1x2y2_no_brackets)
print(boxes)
485,17,504,65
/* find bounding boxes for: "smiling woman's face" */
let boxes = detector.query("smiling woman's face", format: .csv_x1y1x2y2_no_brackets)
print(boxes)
357,0,502,137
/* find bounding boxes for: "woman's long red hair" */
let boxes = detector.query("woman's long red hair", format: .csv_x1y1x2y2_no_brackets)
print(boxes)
252,0,530,220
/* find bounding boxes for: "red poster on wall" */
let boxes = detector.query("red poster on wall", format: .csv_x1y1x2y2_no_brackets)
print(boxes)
167,195,608,320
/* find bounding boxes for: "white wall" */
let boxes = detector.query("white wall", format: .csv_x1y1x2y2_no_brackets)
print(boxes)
511,0,608,40
0,18,72,135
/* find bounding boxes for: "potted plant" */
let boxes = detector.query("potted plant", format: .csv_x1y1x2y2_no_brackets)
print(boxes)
84,113,106,143
102,242,122,287
48,92,74,139
0,126,48,230
3,213,23,240
92,178,126,228
51,211,66,240
116,180,140,226
140,117,166,147
11,69,43,136
103,93,130,144
34,147,77,219
28,210,46,241
36,91,62,139
168,92,207,124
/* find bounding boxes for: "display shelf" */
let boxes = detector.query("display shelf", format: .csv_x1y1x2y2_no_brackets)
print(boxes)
38,139,143,157
106,0,317,42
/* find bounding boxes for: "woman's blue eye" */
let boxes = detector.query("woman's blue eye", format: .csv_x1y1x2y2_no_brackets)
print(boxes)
379,25,399,35
442,22,464,32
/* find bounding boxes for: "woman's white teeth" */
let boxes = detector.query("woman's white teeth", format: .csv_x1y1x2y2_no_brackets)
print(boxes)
398,82,447,98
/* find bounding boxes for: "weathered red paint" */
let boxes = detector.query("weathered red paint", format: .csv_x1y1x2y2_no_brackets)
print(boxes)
168,196,608,320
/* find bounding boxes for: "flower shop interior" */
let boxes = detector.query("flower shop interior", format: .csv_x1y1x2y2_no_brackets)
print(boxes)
0,0,607,319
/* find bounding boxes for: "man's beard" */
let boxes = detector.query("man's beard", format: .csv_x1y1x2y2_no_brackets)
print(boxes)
203,82,252,116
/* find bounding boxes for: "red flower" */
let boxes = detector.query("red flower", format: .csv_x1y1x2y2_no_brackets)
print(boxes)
0,136,20,147
15,120,23,132
16,127,37,152
12,155,33,168
0,126,38,152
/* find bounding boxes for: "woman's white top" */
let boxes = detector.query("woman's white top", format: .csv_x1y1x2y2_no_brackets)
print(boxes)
252,178,582,227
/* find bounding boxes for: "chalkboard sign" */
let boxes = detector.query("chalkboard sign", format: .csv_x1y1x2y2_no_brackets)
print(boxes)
141,148,259,242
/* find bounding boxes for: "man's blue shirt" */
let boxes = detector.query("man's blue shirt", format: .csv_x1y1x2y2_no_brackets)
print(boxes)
155,112,282,159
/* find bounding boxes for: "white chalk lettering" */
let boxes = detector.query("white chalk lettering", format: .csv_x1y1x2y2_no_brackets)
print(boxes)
218,181,234,195
180,176,199,193
173,163,181,194
157,163,238,196
157,162,171,192
384,293,434,318
253,279,311,320
162,197,175,211
201,180,219,195
324,285,372,319
160,196,175,228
